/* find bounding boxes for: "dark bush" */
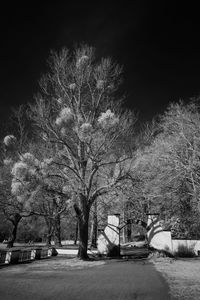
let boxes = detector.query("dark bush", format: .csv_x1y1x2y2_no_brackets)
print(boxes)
175,244,196,257
52,247,58,256
107,245,120,257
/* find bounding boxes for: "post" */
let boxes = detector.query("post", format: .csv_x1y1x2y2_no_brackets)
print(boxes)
146,213,172,252
97,213,120,256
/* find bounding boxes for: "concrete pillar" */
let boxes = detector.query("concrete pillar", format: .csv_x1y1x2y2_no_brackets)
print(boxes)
147,213,172,252
97,214,120,256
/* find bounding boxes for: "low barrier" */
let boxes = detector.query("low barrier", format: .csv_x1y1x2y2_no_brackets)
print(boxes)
0,247,56,266
0,250,11,264
35,247,53,259
147,214,200,255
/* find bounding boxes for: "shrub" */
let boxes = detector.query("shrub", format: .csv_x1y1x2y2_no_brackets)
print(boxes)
52,248,58,256
148,246,174,258
175,244,196,258
107,245,120,257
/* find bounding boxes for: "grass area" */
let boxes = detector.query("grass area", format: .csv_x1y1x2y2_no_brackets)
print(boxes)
0,242,79,250
152,257,200,300
28,257,106,270
0,256,106,272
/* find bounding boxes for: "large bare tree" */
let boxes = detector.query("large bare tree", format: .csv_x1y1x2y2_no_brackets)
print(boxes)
21,44,135,259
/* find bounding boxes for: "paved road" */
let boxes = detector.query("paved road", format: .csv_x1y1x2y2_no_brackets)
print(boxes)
0,259,172,300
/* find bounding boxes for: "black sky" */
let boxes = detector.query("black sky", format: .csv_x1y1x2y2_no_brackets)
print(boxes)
0,2,200,124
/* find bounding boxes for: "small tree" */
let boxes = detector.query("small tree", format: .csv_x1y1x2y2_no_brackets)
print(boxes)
34,190,70,247
0,107,33,247
0,154,34,248
10,145,71,246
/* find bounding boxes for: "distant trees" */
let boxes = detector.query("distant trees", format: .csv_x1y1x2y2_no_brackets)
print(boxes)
0,166,35,247
132,101,200,237
9,140,72,246
0,107,34,247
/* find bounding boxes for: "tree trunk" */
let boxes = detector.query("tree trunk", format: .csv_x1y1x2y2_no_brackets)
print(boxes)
46,233,52,246
127,223,132,242
45,217,54,246
77,215,89,260
74,200,90,260
7,213,22,248
54,215,62,247
89,201,98,248
74,219,79,245
122,196,126,244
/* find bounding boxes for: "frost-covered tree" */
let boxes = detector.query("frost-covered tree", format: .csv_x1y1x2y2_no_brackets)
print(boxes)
10,143,71,246
132,100,200,237
0,106,34,247
24,44,135,259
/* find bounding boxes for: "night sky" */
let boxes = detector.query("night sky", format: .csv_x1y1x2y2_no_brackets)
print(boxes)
0,2,200,125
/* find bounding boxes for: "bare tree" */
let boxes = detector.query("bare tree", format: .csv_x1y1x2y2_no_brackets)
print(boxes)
0,106,33,247
131,100,200,236
25,44,136,259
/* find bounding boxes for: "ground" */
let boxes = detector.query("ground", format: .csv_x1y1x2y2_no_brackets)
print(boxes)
2,242,200,299
0,256,171,300
152,257,200,300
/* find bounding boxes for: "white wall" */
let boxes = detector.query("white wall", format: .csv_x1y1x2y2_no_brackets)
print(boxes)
149,231,173,252
147,213,200,255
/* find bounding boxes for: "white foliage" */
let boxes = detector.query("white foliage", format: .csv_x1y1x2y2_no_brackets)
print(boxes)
62,185,69,194
21,152,39,166
76,55,89,68
24,201,32,211
41,132,48,141
40,158,53,176
77,114,84,124
3,158,13,166
28,168,37,176
55,107,73,126
11,180,24,196
43,158,53,165
55,117,63,126
56,97,62,104
3,135,16,147
60,107,73,120
60,127,66,136
16,195,26,203
40,163,48,174
80,123,93,139
11,162,28,179
96,79,104,89
69,83,76,90
98,109,119,129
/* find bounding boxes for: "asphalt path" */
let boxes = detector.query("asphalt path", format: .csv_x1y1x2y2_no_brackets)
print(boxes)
0,258,173,300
